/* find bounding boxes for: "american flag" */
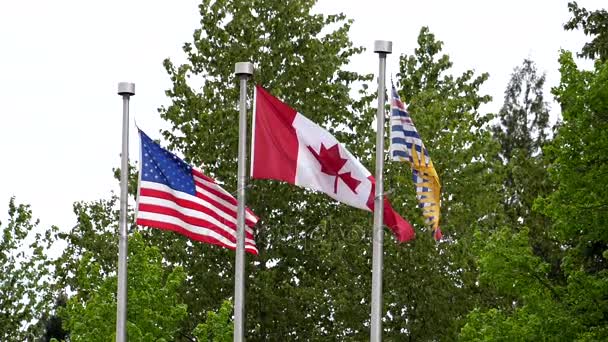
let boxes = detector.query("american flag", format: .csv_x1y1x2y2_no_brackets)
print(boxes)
136,130,259,254
389,85,443,240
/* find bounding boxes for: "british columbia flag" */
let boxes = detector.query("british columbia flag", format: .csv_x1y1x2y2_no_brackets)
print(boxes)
389,84,442,240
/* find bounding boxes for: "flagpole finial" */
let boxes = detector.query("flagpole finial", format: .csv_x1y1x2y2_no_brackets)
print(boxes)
117,82,135,97
373,40,392,54
234,62,254,76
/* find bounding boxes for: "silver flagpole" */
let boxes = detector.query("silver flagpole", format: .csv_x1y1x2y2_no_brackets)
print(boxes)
370,40,391,342
234,62,253,342
116,82,135,342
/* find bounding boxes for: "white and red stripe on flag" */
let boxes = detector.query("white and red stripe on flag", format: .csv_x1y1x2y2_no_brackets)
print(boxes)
136,130,259,255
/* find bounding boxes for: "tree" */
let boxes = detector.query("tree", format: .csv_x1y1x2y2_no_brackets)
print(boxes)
539,49,608,339
157,0,379,339
460,3,608,339
53,3,504,340
55,196,120,293
388,27,505,340
40,293,69,342
192,300,234,342
491,59,559,279
54,165,137,298
564,1,608,62
459,228,581,341
492,59,551,225
493,59,550,161
0,197,57,341
396,27,502,237
61,231,188,341
159,4,504,338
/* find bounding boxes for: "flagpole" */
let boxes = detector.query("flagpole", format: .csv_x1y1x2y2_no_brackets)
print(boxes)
234,62,253,342
371,40,391,342
116,82,135,342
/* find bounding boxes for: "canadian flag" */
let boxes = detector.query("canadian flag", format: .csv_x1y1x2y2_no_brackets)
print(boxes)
251,85,415,242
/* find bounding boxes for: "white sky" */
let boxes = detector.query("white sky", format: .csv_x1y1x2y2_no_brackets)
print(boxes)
0,0,602,232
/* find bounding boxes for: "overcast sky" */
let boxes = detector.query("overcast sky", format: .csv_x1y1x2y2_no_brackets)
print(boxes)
0,0,603,232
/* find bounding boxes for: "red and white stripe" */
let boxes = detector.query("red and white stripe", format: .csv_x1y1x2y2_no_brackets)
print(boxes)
137,169,259,255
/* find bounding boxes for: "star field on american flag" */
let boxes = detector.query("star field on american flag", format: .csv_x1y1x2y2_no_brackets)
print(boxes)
137,130,259,254
140,132,196,195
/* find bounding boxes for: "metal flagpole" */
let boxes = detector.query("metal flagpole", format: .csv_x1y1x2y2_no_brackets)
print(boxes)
116,82,135,342
234,62,253,342
370,40,392,342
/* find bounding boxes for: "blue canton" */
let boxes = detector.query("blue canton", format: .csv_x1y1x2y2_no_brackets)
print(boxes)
139,130,196,195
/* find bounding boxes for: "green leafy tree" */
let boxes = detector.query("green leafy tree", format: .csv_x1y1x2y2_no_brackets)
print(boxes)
396,27,501,237
491,59,559,279
388,27,504,340
53,4,504,341
55,197,120,292
459,228,580,341
564,1,608,62
55,165,137,296
540,49,608,339
492,59,551,225
61,231,188,341
460,3,608,339
544,52,608,277
192,300,234,342
0,198,57,341
158,2,503,337
493,59,550,161
158,0,380,339
40,293,69,342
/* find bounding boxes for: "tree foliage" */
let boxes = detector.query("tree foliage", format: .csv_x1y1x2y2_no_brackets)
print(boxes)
396,27,501,237
388,27,504,340
35,2,608,341
192,300,234,342
61,231,188,341
460,3,608,340
156,0,504,337
40,293,69,342
55,197,120,293
0,198,57,341
158,0,379,339
491,58,558,276
564,1,608,62
493,59,550,160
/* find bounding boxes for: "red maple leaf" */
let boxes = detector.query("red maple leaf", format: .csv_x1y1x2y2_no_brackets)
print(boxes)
307,143,361,194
